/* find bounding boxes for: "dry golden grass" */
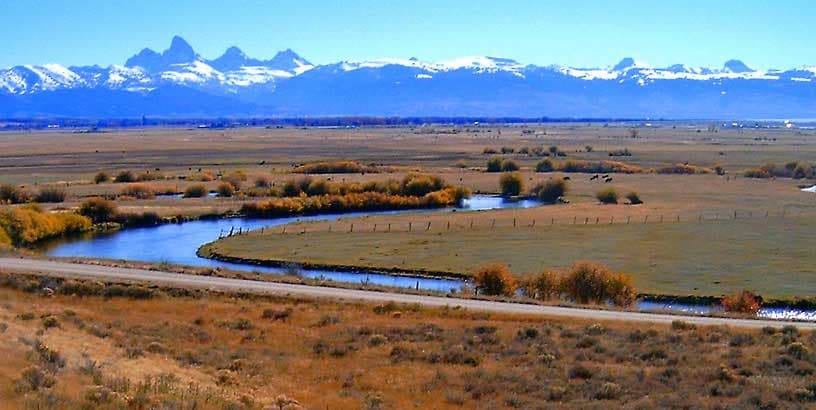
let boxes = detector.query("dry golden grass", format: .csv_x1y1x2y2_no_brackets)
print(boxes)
1,272,815,409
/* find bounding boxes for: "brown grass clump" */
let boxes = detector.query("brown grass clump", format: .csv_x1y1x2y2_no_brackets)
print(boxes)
119,183,156,199
721,290,762,314
472,263,517,296
93,171,110,184
294,160,377,174
744,162,815,179
500,159,520,172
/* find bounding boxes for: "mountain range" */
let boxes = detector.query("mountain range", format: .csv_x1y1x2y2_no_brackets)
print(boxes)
2,36,815,119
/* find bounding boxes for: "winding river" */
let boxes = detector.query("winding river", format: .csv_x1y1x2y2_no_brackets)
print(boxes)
40,195,816,321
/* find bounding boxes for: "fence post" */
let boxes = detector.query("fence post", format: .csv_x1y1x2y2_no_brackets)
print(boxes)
281,226,285,234
409,222,412,231
446,221,450,230
765,210,768,218
698,213,702,222
388,223,391,232
373,224,377,232
676,215,680,222
350,223,354,233
328,224,332,232
492,219,496,228
610,216,614,224
734,210,737,220
513,218,516,227
585,217,589,224
644,215,648,223
470,220,473,229
626,216,631,224
573,216,577,225
659,215,663,223
595,217,599,224
426,222,431,231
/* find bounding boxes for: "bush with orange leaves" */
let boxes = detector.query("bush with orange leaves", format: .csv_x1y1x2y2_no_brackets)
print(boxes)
472,263,517,296
721,290,762,314
558,261,637,307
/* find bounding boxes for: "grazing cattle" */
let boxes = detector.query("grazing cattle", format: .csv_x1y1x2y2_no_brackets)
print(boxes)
604,177,613,183
602,174,610,179
590,174,599,181
563,176,571,181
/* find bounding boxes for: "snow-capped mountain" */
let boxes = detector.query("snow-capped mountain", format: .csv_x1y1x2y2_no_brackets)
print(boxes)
1,36,815,118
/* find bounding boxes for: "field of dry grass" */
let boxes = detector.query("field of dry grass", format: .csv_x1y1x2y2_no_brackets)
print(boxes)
1,271,816,409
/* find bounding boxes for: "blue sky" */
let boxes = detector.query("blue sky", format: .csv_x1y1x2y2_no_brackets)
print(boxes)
2,0,813,69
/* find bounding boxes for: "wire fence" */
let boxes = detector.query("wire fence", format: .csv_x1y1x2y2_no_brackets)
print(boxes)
219,208,813,238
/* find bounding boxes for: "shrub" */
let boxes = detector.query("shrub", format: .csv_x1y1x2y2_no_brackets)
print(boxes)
501,146,515,154
535,159,554,172
216,182,235,197
93,172,110,184
656,163,712,175
0,205,91,246
119,183,155,199
625,191,643,205
254,175,272,188
294,160,377,174
559,261,636,306
401,174,445,197
486,158,503,172
482,147,498,154
558,160,643,174
262,307,293,321
608,148,632,157
34,187,66,203
136,171,164,181
714,165,725,176
306,179,331,196
721,290,762,314
530,179,567,203
472,263,517,296
0,183,30,204
113,170,135,183
501,159,520,172
114,211,160,227
78,198,117,223
521,270,560,301
596,188,619,204
183,184,208,198
744,162,814,179
222,170,247,191
0,227,11,250
499,172,523,197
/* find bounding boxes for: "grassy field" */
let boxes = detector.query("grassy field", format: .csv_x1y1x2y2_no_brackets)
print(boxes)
2,272,815,409
203,217,816,299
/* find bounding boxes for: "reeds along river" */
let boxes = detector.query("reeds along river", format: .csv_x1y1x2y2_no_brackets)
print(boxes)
40,195,816,321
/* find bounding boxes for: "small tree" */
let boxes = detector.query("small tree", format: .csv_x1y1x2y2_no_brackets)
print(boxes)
79,198,117,223
531,179,567,203
625,191,643,205
535,159,554,172
596,188,618,204
501,159,520,172
499,172,523,197
486,158,503,172
473,263,517,296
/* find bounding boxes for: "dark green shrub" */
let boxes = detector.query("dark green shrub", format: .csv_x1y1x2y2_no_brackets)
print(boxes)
34,187,66,203
93,172,110,184
216,182,235,197
625,191,643,205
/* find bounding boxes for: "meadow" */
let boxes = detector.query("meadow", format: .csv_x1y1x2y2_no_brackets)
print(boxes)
1,271,815,409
